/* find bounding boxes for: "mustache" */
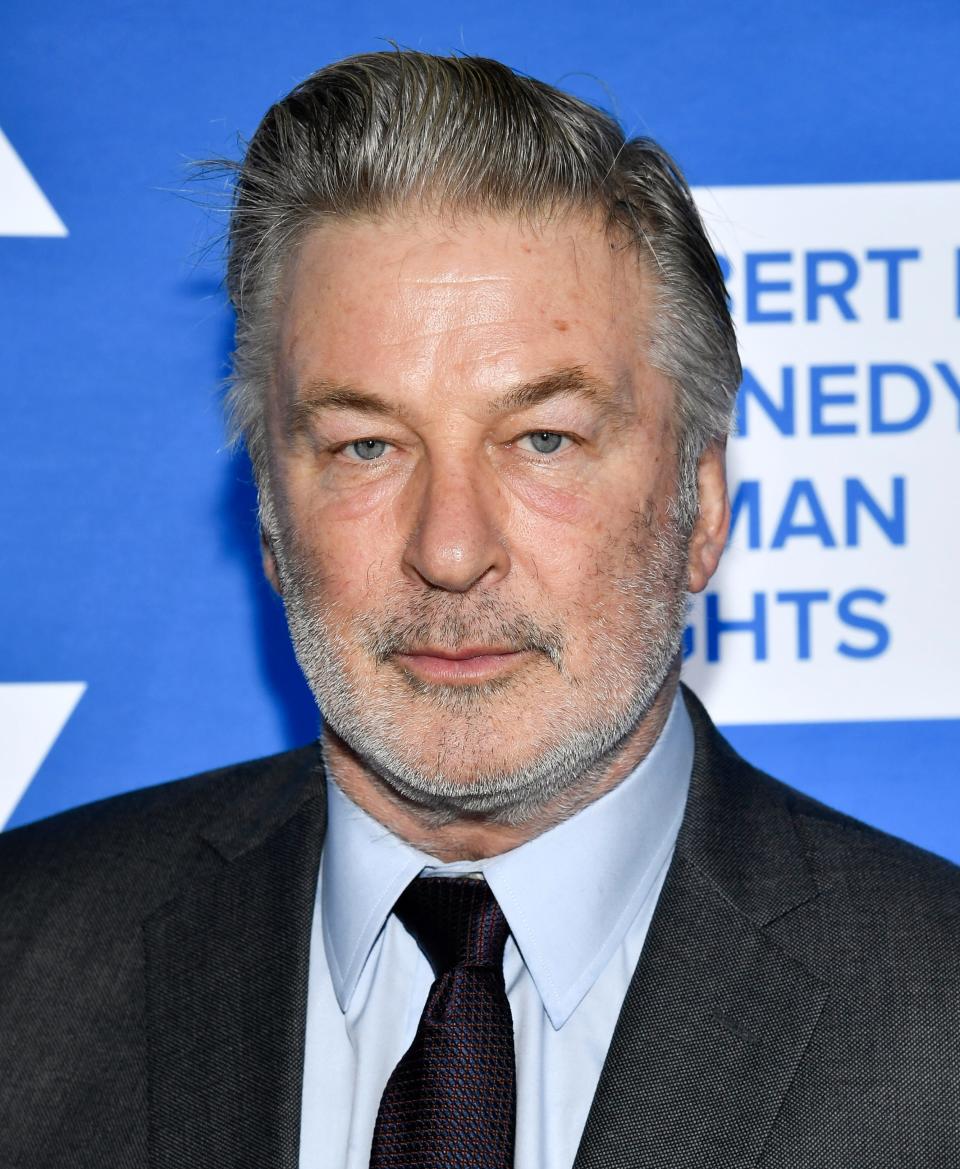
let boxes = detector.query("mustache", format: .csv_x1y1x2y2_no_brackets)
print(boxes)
358,601,566,669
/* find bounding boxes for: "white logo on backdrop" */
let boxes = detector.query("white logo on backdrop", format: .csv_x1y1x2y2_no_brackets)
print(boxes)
684,182,959,725
0,127,67,237
0,683,85,828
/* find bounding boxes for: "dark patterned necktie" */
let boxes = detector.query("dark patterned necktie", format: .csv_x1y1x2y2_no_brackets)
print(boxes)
369,875,516,1169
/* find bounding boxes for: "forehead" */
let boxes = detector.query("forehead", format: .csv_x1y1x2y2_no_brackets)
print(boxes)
275,210,653,404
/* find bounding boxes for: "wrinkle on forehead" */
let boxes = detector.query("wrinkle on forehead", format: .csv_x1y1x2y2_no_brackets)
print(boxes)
274,208,655,423
281,208,630,308
399,273,515,286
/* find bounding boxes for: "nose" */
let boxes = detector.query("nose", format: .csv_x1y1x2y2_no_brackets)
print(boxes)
401,456,510,592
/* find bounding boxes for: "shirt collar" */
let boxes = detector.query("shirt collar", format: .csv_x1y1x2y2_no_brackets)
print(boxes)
321,689,693,1028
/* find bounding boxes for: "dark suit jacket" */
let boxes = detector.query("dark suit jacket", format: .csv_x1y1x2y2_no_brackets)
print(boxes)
1,687,958,1167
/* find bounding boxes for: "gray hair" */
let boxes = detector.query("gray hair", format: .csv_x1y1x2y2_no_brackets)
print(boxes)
223,50,740,529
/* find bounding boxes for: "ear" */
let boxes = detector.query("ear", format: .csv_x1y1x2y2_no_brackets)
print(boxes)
260,526,283,595
686,441,730,594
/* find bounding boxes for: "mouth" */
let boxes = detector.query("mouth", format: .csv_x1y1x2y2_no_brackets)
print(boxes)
392,646,530,685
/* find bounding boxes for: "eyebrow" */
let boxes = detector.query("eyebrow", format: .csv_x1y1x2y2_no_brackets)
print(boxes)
288,365,631,436
288,381,400,437
488,366,628,416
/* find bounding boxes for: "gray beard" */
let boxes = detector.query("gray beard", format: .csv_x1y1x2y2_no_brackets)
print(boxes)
271,510,690,827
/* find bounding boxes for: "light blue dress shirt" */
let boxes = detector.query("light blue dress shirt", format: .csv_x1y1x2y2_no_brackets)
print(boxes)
298,691,693,1169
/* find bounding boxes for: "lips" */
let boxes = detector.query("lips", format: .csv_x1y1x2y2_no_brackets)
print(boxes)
393,646,528,684
404,646,517,660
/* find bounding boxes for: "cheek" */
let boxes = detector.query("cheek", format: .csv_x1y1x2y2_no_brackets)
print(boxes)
284,454,410,524
513,468,656,564
501,454,646,534
506,476,595,527
282,498,400,606
279,450,407,551
525,503,663,630
515,511,623,614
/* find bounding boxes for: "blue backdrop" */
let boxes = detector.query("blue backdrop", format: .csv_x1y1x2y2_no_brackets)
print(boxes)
2,0,958,861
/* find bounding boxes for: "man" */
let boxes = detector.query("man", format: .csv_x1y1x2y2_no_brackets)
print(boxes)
1,50,957,1169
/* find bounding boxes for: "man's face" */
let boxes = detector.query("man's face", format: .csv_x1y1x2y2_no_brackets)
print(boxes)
263,210,715,820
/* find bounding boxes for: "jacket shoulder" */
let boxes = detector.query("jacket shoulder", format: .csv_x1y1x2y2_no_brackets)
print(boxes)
681,684,960,943
739,740,960,909
786,775,960,946
0,744,324,916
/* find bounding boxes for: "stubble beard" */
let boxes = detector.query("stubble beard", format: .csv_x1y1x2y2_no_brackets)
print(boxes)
269,505,691,827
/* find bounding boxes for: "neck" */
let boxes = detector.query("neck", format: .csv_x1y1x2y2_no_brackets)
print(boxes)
322,666,682,862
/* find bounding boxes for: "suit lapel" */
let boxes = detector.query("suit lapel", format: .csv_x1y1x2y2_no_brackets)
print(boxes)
140,691,829,1168
574,689,830,1169
144,753,326,1169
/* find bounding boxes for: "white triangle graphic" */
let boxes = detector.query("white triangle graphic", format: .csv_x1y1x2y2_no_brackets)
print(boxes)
0,127,67,237
0,682,85,829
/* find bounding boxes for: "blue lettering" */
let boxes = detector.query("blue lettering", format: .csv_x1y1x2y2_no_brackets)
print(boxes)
844,477,906,546
705,592,768,662
771,479,837,548
934,361,960,428
810,365,858,435
837,589,890,658
805,251,858,322
865,248,920,320
776,590,830,660
745,252,794,323
729,480,762,549
736,367,796,437
868,364,931,433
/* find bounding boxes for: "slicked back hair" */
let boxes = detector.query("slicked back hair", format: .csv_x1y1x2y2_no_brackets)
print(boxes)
224,50,740,529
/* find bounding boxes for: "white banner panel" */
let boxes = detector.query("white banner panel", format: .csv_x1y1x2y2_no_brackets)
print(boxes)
684,182,959,724
0,683,86,828
0,127,68,237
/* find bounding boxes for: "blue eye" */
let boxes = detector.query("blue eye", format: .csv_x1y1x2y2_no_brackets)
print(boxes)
348,439,388,461
524,431,565,454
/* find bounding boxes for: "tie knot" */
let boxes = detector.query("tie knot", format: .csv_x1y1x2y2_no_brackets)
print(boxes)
394,876,509,976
